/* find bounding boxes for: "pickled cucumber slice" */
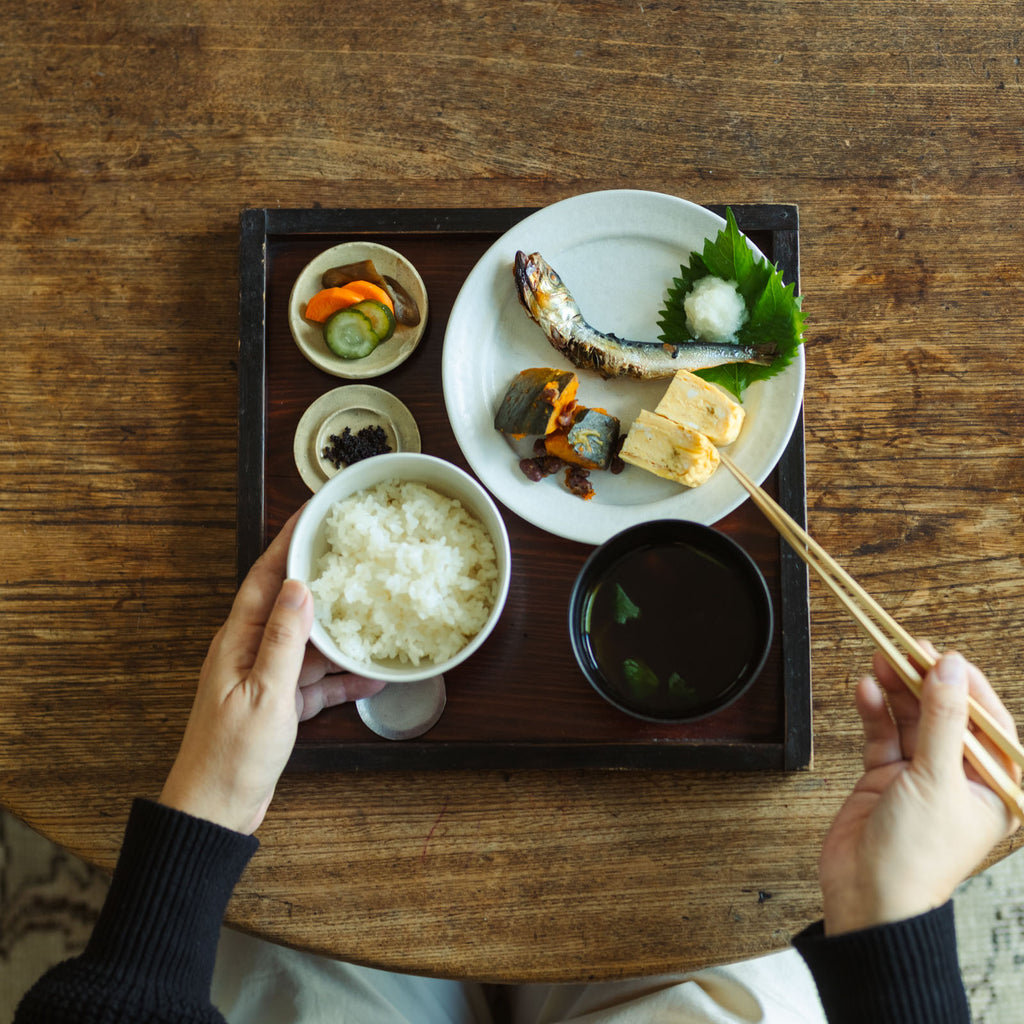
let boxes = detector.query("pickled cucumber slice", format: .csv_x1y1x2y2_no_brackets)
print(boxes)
323,308,380,359
351,299,396,342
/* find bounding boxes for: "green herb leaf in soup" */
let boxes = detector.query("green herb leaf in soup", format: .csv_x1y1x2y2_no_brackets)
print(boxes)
613,583,641,626
667,672,699,706
622,657,659,698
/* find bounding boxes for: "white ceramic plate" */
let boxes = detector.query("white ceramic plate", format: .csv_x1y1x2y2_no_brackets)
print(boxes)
442,190,804,545
288,242,428,379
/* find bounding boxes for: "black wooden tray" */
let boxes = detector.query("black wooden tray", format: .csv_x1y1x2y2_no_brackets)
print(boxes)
238,203,811,771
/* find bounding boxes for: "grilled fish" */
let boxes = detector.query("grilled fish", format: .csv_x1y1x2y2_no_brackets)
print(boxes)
513,250,775,381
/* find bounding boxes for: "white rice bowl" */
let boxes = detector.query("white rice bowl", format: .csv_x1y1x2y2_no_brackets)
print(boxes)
311,479,500,667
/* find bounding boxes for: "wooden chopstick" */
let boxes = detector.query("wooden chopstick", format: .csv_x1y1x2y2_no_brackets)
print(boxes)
719,452,1023,767
718,450,1024,821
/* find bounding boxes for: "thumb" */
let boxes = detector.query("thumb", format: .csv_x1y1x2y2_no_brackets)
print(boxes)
250,579,314,694
915,652,970,781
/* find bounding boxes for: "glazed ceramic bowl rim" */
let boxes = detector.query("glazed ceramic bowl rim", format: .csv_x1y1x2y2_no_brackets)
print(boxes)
287,452,512,683
568,519,774,724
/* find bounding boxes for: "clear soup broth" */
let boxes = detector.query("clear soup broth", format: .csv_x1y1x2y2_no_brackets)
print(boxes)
581,540,767,719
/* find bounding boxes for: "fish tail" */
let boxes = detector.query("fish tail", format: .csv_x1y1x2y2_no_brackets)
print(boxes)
751,343,779,366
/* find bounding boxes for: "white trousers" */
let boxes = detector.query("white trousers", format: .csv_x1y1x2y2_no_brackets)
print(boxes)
211,928,826,1024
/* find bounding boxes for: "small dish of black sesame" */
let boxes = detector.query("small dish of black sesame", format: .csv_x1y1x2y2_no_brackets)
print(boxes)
321,424,391,469
293,385,421,492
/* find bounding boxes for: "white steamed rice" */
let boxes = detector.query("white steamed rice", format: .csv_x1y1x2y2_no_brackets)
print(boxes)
311,479,500,667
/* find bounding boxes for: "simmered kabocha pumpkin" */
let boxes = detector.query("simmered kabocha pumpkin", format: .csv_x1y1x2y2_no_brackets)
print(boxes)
493,367,580,438
543,405,621,471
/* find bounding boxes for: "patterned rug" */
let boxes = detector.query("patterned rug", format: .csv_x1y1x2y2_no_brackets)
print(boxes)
2,807,1023,1021
0,810,110,1017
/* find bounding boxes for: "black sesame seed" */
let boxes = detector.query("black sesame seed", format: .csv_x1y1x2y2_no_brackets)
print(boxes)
321,425,392,469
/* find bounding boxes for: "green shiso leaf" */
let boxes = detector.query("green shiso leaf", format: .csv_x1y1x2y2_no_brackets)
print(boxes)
656,207,805,400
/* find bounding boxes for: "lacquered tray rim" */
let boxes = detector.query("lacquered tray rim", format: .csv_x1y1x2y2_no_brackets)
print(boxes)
237,202,811,771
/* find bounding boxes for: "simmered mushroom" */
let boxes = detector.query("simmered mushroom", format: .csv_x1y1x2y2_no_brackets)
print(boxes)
382,275,421,327
321,260,421,327
321,260,388,291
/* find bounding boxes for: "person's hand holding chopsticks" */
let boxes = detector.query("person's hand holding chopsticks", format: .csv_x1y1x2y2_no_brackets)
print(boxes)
818,648,1021,937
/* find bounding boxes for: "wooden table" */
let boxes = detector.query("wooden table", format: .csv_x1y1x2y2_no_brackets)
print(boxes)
3,1,1023,983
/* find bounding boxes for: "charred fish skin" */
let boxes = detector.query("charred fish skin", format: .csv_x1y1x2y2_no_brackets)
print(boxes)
513,250,775,381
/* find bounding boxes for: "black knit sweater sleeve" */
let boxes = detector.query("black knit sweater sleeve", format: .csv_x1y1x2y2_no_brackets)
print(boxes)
793,901,970,1024
15,798,259,1024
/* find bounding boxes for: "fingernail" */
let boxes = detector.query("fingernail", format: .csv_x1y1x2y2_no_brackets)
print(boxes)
935,652,967,688
278,578,308,610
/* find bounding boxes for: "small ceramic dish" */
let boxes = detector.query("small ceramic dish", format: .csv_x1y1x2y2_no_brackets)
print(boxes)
288,241,428,379
568,519,773,723
287,453,512,684
293,385,421,492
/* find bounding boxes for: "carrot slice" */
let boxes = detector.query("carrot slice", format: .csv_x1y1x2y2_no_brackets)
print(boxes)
304,281,396,323
304,286,364,323
338,280,395,312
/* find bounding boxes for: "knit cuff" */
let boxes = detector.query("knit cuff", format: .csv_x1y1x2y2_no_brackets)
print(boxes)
83,797,259,999
793,902,970,1024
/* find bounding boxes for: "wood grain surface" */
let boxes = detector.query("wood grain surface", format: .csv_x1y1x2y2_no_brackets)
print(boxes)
2,0,1023,983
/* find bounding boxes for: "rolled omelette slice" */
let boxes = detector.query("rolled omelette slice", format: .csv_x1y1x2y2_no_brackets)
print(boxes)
619,409,720,488
653,368,745,446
